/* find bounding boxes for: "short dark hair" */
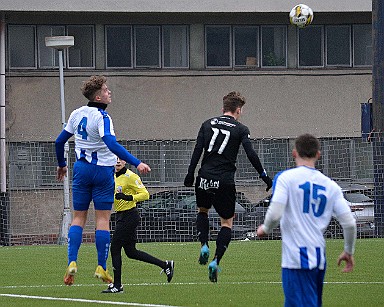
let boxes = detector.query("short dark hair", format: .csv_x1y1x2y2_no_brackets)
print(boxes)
295,134,320,158
81,75,107,101
223,91,246,113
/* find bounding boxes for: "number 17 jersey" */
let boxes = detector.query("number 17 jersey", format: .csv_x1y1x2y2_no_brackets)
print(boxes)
197,115,250,183
272,166,352,270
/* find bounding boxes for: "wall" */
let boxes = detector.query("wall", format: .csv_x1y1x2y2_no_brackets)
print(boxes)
6,70,371,142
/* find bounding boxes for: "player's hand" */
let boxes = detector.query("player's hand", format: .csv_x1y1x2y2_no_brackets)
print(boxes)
337,251,355,273
56,166,68,182
256,225,266,238
184,173,194,187
261,175,273,192
115,193,133,201
137,162,151,174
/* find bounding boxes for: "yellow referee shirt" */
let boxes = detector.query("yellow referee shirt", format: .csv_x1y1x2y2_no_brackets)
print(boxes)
114,169,149,212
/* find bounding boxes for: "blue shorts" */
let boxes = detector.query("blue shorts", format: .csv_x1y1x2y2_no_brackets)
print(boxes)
72,159,115,211
282,267,325,307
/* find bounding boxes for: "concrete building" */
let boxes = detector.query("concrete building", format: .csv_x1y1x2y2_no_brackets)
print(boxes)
0,0,372,141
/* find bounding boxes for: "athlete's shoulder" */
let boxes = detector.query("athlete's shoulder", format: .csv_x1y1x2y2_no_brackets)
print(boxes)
124,169,140,179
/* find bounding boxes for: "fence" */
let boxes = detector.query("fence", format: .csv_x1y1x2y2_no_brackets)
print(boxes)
0,136,381,245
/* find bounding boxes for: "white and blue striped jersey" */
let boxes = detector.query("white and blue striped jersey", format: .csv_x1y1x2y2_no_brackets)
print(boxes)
271,166,352,270
65,106,117,166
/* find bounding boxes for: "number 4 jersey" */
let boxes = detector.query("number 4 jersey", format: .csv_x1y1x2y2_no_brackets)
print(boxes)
65,105,117,166
271,166,352,270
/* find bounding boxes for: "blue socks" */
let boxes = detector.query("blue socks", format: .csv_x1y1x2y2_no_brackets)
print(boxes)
95,229,110,270
67,225,83,265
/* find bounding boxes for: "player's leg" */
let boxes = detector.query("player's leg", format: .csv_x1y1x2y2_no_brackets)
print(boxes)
64,160,92,285
208,183,235,282
195,178,212,265
93,165,115,283
121,208,174,282
102,213,124,293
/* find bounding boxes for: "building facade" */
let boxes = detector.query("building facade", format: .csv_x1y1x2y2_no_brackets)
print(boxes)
0,0,372,141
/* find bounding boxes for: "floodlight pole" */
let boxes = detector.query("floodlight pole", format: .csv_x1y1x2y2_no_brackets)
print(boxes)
372,0,384,238
45,36,74,245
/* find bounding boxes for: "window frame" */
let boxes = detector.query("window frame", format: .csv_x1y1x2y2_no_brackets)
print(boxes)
37,25,67,69
66,25,95,69
134,25,161,68
260,25,288,68
105,25,133,69
297,25,324,68
8,24,37,69
352,24,372,67
325,25,352,67
205,25,232,69
162,25,190,69
233,25,260,68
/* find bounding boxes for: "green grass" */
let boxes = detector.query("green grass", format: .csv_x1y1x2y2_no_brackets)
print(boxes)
0,239,383,306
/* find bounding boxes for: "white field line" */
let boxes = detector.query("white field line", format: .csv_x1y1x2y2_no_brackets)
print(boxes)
0,280,383,290
0,293,183,307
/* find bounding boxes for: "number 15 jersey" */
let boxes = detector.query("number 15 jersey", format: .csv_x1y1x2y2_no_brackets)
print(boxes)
272,166,352,270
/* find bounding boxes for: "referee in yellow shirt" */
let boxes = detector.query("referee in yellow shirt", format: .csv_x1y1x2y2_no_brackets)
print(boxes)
102,158,174,293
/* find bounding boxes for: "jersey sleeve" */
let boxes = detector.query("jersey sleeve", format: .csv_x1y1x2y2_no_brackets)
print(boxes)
187,123,205,175
270,172,289,205
241,127,264,175
98,110,115,138
129,173,150,202
64,109,77,135
332,185,353,218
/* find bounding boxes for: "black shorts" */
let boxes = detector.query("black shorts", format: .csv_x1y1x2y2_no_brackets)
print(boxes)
195,176,236,219
112,207,140,245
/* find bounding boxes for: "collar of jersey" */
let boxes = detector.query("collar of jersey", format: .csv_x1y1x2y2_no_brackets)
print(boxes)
87,101,108,110
115,167,127,177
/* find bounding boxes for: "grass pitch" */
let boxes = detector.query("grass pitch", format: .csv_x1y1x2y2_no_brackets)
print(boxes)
0,239,383,306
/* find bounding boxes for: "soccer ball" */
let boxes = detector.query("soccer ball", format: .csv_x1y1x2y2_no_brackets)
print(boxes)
289,4,314,28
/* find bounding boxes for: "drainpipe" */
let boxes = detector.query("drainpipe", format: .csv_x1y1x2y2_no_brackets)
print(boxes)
0,15,6,193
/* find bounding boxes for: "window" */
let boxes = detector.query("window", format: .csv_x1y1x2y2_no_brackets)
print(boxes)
9,25,94,69
135,26,160,68
163,25,189,68
106,25,132,68
234,26,259,67
353,24,372,66
38,25,66,68
261,26,287,67
67,25,95,68
8,25,36,68
326,25,351,66
298,26,323,67
206,26,231,68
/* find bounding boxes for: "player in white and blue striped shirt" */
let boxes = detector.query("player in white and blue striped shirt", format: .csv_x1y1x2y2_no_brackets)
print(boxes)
257,134,356,307
55,75,151,286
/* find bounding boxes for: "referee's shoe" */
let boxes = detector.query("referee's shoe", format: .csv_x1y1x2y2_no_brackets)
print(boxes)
161,260,174,282
102,283,123,293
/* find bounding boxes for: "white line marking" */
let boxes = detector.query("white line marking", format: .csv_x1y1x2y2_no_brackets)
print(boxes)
0,280,383,290
0,293,183,307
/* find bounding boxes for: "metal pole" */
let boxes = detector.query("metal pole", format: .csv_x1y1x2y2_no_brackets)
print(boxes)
372,0,384,238
57,49,71,245
0,15,6,193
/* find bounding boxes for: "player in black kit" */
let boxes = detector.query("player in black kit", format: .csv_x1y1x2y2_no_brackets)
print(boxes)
184,91,273,282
